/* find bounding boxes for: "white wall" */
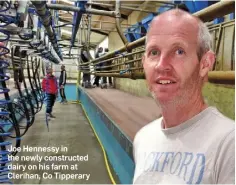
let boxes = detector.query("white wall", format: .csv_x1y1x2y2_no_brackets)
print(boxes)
97,37,108,55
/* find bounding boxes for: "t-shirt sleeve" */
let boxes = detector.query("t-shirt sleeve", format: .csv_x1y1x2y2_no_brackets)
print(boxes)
215,129,235,184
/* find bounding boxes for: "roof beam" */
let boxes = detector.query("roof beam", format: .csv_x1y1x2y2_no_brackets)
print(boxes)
91,4,128,19
91,29,108,36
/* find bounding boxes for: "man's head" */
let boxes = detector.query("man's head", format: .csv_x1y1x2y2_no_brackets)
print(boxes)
46,68,53,75
61,64,65,70
143,9,215,107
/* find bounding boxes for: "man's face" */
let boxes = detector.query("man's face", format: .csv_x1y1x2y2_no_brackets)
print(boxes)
143,13,202,105
47,68,53,75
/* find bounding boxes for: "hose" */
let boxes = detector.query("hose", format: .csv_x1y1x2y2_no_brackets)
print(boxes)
11,47,32,135
70,101,116,185
31,57,44,112
19,51,35,128
35,58,44,107
26,56,40,114
0,3,20,183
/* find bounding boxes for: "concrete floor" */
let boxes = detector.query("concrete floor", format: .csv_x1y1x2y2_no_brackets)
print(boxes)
9,102,112,184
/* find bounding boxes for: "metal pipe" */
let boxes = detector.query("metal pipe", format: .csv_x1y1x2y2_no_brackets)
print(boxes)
115,0,128,45
71,2,83,47
86,2,114,8
90,66,143,74
91,20,131,26
91,72,145,79
86,2,160,14
47,4,116,17
86,2,176,8
87,0,92,49
90,37,145,64
85,13,93,60
80,71,235,81
194,0,235,22
8,39,31,43
85,58,143,74
208,20,234,30
231,25,235,70
80,49,145,66
208,71,235,81
88,1,234,65
85,28,145,34
77,19,82,68
82,17,88,48
120,6,158,14
31,1,62,60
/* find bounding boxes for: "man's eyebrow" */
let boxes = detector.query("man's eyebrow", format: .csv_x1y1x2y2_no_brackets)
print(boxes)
146,41,186,50
170,42,187,48
146,43,160,50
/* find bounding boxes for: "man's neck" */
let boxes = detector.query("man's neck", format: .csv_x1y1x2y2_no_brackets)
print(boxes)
161,96,207,129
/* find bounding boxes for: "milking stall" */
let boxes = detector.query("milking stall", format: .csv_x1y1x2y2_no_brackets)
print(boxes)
0,0,235,184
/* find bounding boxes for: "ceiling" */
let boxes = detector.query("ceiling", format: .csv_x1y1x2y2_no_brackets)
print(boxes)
54,0,146,48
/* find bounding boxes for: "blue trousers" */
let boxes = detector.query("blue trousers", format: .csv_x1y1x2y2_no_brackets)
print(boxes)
46,93,56,114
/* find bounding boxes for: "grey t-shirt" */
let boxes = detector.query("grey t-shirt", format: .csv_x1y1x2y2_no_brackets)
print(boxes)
133,106,235,184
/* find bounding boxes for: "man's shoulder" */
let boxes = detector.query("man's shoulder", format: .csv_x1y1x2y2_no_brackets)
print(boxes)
134,118,162,143
197,107,235,148
207,107,235,133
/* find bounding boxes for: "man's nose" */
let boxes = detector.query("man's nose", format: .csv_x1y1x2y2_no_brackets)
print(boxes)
154,55,171,72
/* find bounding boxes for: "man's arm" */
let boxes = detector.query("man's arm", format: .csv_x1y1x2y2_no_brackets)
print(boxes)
215,130,235,184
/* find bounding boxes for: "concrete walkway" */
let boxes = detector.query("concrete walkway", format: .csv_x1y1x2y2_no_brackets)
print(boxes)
9,102,112,184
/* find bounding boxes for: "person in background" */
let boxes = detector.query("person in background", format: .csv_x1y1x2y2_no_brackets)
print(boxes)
81,49,91,87
42,68,58,118
132,9,235,184
101,48,113,87
93,47,103,87
59,64,67,103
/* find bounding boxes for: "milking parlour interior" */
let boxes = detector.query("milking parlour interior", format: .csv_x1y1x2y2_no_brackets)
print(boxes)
0,0,235,184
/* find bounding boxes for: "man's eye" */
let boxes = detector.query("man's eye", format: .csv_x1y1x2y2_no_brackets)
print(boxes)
150,50,159,56
176,49,184,55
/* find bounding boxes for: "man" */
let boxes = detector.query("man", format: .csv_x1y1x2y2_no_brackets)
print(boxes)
59,64,67,103
81,49,91,88
93,47,103,87
133,9,235,184
42,68,58,118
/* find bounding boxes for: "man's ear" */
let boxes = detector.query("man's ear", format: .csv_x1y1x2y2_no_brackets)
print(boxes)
199,51,215,78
